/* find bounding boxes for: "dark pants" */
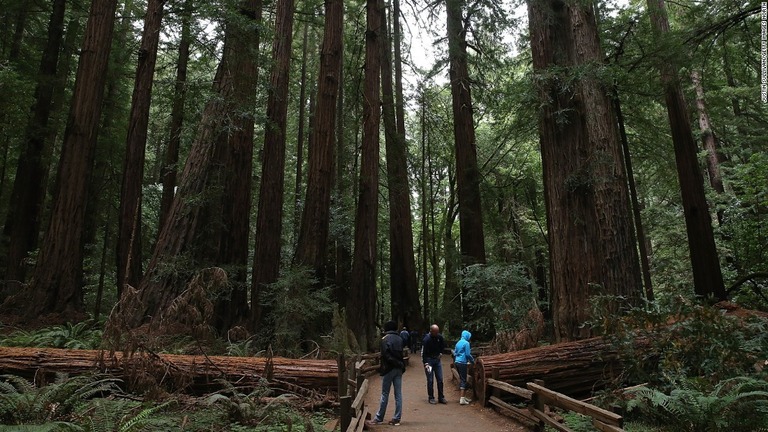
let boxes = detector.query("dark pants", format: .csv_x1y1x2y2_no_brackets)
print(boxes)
456,362,468,390
424,356,444,400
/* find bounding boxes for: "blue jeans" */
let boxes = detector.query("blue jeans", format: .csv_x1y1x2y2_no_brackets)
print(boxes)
424,356,444,400
375,368,403,422
455,362,468,390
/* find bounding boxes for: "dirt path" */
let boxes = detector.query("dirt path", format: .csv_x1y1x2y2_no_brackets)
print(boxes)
363,352,531,431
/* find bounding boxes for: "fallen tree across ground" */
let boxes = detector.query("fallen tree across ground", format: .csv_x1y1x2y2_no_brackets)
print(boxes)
0,347,339,396
474,336,646,406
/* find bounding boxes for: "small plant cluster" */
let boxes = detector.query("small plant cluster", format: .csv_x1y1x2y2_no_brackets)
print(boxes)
0,373,331,431
592,298,768,431
0,321,103,350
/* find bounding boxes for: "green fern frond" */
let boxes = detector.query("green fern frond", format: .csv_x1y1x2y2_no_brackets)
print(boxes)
118,400,174,432
0,375,35,393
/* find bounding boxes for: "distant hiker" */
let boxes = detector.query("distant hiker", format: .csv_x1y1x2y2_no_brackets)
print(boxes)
367,320,405,426
409,329,418,351
454,329,475,405
421,324,447,404
400,326,410,352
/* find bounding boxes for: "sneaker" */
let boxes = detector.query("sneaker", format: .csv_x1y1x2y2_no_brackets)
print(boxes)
460,397,469,405
438,398,448,404
365,418,384,426
428,398,436,404
388,419,401,426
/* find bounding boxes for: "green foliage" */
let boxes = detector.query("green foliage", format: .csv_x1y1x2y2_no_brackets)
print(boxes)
259,268,334,356
625,377,768,432
460,263,538,337
0,322,103,349
0,374,122,425
600,301,768,389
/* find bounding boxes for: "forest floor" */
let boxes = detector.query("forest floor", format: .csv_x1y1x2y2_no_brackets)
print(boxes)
363,352,530,431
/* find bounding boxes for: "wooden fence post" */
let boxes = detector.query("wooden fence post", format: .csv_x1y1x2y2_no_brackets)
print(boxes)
340,395,351,432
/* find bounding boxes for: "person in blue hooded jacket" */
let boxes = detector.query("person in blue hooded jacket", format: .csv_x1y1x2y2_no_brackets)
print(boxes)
454,330,475,405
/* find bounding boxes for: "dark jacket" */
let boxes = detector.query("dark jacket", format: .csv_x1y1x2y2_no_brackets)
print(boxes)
380,330,405,375
421,332,446,363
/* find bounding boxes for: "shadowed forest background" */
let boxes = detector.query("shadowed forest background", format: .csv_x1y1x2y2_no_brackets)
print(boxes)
0,0,766,428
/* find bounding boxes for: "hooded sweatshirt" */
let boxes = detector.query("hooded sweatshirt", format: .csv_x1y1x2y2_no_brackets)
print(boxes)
453,330,474,364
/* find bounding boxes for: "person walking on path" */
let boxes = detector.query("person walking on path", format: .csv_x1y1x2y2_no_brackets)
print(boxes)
368,320,406,426
400,326,410,352
454,329,475,405
422,324,447,404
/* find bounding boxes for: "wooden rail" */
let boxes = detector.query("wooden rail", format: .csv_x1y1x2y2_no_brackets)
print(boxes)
484,371,625,432
339,356,375,432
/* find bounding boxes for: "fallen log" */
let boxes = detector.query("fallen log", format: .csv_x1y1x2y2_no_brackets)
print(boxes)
475,337,647,406
0,347,338,395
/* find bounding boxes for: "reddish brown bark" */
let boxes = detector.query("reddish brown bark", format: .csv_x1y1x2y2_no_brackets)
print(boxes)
380,2,421,330
446,0,485,267
528,0,642,341
159,0,193,235
128,2,260,327
647,0,726,300
250,0,296,328
348,0,381,351
3,0,66,292
293,0,344,281
117,0,166,293
18,0,118,319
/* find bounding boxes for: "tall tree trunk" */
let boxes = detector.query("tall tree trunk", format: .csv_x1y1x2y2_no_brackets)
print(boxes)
7,3,28,62
446,0,485,267
293,0,344,281
646,0,726,300
528,0,643,341
690,70,726,203
250,0,296,329
613,93,654,302
213,0,261,333
380,1,421,330
392,0,406,138
126,2,259,327
117,0,166,293
333,46,351,307
159,0,193,237
2,0,66,297
293,18,309,244
348,0,381,351
19,0,118,319
442,171,461,332
419,88,430,325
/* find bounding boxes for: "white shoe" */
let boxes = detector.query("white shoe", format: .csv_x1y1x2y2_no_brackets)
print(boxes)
460,397,469,405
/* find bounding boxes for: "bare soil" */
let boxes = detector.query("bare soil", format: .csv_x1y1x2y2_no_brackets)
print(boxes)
364,352,531,431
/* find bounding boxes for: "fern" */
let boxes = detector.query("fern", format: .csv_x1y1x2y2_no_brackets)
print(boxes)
626,377,768,431
117,400,174,432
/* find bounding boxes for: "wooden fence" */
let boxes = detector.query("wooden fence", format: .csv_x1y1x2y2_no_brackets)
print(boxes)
485,372,624,432
339,353,378,432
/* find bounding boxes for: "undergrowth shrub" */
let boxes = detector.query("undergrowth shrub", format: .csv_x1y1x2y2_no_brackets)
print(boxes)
0,321,103,349
625,376,768,432
0,374,122,425
461,263,538,339
589,297,768,431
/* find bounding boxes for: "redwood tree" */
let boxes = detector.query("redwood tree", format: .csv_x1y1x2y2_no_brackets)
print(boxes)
380,2,421,329
293,0,344,281
250,0,296,328
127,2,260,327
646,0,726,300
446,0,485,267
3,0,66,294
117,0,166,293
22,0,118,318
348,0,381,351
528,0,643,341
